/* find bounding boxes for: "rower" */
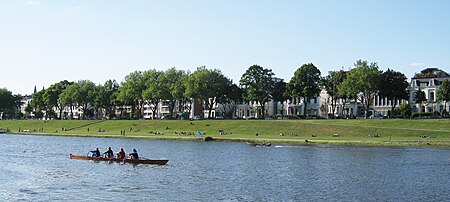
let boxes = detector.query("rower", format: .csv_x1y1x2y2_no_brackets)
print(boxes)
103,147,114,158
129,149,139,159
117,148,126,159
90,148,101,157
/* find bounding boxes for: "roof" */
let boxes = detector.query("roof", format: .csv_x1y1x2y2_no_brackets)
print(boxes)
413,68,450,78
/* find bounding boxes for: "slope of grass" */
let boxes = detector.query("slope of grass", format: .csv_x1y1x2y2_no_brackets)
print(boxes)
1,119,449,146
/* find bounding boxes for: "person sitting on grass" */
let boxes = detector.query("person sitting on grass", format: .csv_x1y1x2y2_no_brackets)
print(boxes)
129,149,139,160
117,148,126,159
90,148,101,157
103,147,114,158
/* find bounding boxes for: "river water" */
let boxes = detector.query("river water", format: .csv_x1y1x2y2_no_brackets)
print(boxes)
0,134,449,201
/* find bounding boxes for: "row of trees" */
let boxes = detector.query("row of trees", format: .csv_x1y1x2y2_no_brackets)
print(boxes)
2,60,450,120
322,60,410,118
26,67,241,120
0,88,22,119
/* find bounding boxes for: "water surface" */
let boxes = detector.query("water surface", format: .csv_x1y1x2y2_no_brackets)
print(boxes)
1,134,449,201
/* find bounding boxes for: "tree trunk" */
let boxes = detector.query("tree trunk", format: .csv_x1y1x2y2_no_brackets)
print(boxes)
390,98,398,118
303,97,308,116
151,100,159,120
70,106,73,119
169,100,176,119
207,100,215,119
59,105,63,120
260,103,265,118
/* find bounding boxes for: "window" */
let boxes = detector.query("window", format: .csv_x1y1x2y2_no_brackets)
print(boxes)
430,92,435,102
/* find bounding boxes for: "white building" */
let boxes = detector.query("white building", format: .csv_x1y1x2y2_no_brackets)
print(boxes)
409,68,450,113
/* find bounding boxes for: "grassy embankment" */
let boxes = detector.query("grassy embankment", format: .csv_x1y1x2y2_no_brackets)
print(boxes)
1,119,450,146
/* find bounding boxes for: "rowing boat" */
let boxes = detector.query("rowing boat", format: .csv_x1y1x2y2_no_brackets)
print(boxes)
69,154,168,165
246,142,272,147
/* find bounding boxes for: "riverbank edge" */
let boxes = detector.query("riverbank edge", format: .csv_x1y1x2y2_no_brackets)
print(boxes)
7,132,450,147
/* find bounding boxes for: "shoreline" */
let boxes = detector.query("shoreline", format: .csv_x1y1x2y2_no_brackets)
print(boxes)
7,131,450,147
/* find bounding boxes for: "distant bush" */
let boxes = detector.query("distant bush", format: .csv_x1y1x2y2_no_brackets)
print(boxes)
412,112,432,118
395,103,412,118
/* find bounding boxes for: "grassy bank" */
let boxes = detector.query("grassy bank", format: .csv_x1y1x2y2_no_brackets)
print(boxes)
1,119,450,147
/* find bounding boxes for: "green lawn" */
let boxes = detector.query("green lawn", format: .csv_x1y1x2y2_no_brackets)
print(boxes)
1,119,449,146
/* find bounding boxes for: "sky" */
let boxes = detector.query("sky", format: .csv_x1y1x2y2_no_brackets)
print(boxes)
1,0,450,95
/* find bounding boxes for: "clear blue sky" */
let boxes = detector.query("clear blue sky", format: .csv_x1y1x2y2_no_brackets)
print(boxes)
1,0,449,95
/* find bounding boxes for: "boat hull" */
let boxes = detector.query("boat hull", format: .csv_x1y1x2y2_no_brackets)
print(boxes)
69,154,168,165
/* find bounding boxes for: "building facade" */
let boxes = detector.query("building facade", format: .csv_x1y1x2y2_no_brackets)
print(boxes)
409,68,450,113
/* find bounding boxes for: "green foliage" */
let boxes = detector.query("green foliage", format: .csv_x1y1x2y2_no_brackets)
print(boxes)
185,66,232,118
239,65,275,118
437,79,450,108
379,69,409,107
142,69,164,119
119,71,147,119
159,68,189,118
44,80,72,119
322,70,346,116
94,80,119,119
412,112,433,118
272,80,289,103
288,63,321,115
60,83,78,119
338,60,382,118
413,89,426,113
395,103,412,117
31,90,47,118
0,88,21,119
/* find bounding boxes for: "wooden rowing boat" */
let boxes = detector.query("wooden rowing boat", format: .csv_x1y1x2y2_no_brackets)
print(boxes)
69,154,168,165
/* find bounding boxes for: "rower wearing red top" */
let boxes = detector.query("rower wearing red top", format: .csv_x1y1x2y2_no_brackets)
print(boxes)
117,148,126,159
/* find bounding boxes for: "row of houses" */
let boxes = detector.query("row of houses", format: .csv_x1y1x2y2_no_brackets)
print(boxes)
20,68,450,120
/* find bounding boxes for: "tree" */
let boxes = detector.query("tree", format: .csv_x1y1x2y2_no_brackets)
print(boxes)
60,80,96,119
338,60,382,118
413,89,426,113
239,65,275,118
396,103,412,117
0,88,19,119
102,80,119,119
437,79,450,113
24,102,34,119
75,80,97,119
31,90,48,119
60,83,78,119
44,80,72,119
159,68,188,119
119,71,146,119
378,69,409,116
186,66,232,119
322,70,346,118
288,63,321,116
142,69,164,119
272,80,289,116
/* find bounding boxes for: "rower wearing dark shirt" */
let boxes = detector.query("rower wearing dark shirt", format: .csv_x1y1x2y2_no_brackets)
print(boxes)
129,149,139,159
103,147,114,158
90,148,100,157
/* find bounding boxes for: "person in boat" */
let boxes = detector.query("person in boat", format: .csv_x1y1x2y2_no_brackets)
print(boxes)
117,148,126,159
90,148,101,157
129,149,139,160
103,147,114,158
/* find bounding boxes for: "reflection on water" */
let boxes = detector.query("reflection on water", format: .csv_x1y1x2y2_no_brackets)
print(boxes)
0,134,449,201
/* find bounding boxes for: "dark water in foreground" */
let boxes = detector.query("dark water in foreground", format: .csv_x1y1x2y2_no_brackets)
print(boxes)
0,134,449,201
